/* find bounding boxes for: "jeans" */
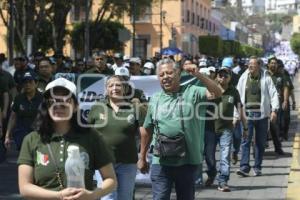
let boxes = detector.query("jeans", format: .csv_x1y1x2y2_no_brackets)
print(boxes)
240,113,268,172
150,164,197,200
233,122,242,155
205,129,233,184
95,163,137,200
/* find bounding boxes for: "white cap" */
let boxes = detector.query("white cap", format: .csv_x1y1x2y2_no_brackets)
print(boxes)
199,67,210,76
199,58,207,67
45,77,76,96
208,66,216,72
123,55,130,61
129,57,142,65
115,67,130,77
143,62,155,69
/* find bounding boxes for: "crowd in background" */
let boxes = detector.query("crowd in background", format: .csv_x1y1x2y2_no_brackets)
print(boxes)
0,49,299,199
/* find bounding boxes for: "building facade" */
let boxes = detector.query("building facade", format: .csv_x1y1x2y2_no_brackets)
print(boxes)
265,0,300,14
228,0,265,15
122,0,216,58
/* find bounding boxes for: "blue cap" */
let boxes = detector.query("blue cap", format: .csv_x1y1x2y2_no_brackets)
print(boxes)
222,57,234,68
22,71,37,82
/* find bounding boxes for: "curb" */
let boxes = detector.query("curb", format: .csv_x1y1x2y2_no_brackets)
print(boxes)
286,130,300,200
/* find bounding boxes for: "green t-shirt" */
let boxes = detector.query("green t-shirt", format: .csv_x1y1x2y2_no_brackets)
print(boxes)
17,129,113,191
85,67,114,75
143,84,207,166
88,100,145,163
245,75,261,109
270,72,288,102
36,76,52,92
214,86,241,134
283,70,294,91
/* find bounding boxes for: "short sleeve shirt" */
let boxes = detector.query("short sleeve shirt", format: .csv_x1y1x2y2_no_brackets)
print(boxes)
88,100,145,163
270,72,288,101
214,86,241,134
0,70,16,109
17,130,113,191
11,91,43,129
143,84,207,166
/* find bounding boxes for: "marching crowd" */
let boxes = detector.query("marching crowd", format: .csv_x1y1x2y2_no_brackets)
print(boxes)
0,50,298,200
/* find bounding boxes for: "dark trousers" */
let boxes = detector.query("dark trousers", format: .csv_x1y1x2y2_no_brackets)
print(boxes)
150,164,197,200
280,105,290,140
269,112,282,151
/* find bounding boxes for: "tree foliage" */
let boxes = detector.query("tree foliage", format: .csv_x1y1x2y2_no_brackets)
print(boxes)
0,0,153,54
71,21,128,55
94,0,153,23
290,33,300,56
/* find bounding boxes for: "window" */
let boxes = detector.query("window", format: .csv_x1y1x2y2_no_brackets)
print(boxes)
197,15,200,26
135,6,151,22
201,18,204,29
192,12,195,25
187,10,190,23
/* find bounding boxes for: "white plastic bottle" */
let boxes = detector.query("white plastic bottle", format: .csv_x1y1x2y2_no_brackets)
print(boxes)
65,145,85,188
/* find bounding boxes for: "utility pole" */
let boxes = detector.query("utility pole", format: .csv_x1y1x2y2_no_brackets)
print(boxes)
160,0,163,52
8,0,14,65
84,0,90,64
132,0,136,57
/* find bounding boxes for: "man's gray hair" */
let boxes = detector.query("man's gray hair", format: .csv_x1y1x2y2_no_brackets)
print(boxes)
249,56,262,66
156,58,180,75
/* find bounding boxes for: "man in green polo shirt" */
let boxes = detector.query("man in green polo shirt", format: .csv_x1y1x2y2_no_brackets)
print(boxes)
138,58,222,200
205,67,248,192
267,57,287,155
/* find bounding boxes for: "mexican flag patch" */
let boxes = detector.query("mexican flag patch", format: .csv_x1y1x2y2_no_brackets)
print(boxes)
36,151,50,166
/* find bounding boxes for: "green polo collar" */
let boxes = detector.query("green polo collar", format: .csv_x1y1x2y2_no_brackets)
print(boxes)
51,128,82,140
104,98,132,110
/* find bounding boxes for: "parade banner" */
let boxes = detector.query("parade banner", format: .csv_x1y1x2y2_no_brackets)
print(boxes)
75,74,161,123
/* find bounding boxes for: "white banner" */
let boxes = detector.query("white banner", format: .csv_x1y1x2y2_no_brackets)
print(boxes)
76,75,161,122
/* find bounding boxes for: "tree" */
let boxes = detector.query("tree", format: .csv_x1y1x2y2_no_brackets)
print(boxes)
290,33,300,56
0,0,154,54
71,21,128,56
44,0,74,52
94,0,153,23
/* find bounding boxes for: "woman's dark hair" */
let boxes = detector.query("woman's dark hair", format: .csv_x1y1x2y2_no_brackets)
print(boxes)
32,95,89,143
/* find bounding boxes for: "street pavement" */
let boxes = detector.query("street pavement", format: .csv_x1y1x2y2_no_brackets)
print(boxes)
0,78,300,200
